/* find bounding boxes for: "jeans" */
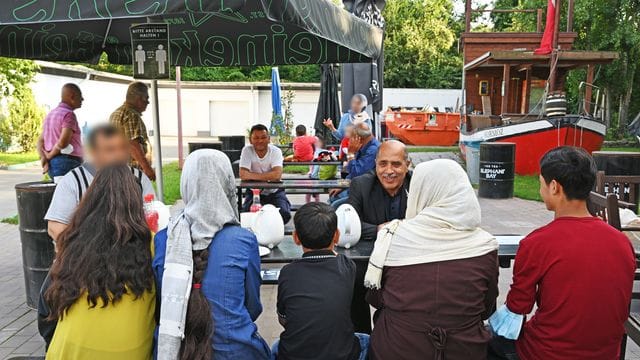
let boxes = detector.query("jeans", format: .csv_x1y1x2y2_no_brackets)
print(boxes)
488,336,520,360
243,189,292,224
329,189,350,209
48,155,82,180
271,333,370,360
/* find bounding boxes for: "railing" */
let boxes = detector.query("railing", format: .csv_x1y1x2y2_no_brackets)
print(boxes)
578,82,606,122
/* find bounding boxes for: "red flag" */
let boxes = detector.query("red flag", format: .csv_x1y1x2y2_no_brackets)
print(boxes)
534,0,556,55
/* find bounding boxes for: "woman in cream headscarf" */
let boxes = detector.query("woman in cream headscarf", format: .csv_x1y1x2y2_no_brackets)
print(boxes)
153,149,270,360
364,159,499,360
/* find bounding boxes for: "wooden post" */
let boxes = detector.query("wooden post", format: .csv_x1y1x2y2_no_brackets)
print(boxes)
537,9,543,33
522,67,532,113
567,0,574,32
465,0,472,32
584,65,595,115
501,64,511,115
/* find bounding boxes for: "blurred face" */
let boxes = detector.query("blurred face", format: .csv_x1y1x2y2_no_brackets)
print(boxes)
350,97,363,113
134,92,150,113
250,130,270,153
91,134,130,169
376,145,410,196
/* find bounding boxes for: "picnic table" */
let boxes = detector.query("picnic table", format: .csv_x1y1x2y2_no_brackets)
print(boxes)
260,235,524,284
236,179,350,211
283,161,342,167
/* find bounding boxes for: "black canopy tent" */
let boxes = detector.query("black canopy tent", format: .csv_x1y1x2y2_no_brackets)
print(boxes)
0,0,383,200
341,0,385,136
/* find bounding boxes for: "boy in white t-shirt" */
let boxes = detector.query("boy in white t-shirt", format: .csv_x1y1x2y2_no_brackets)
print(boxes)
239,124,292,223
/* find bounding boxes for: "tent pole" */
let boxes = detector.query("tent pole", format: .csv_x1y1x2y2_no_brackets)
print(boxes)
176,66,184,169
151,79,164,202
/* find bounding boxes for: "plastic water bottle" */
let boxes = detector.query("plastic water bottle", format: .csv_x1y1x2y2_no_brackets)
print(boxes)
250,189,262,212
144,194,159,233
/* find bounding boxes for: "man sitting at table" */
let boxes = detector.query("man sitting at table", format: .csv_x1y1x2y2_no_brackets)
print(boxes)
488,146,636,360
348,140,411,241
345,140,411,334
240,124,291,223
329,122,380,208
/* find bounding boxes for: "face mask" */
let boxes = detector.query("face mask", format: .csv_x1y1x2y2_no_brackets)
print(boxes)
488,305,524,340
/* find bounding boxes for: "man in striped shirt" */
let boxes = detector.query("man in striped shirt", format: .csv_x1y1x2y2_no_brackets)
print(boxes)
44,124,155,242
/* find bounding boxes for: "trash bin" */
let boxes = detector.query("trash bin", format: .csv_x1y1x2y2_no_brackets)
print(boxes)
465,146,480,185
219,136,246,151
593,151,640,203
188,142,222,153
15,181,56,309
592,151,640,176
478,142,515,199
222,149,242,163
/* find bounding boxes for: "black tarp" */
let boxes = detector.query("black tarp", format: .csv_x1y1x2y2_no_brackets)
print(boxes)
0,0,383,66
314,64,342,144
341,0,385,114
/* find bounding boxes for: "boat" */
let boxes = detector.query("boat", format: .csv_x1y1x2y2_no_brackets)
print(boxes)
458,0,617,175
383,107,460,146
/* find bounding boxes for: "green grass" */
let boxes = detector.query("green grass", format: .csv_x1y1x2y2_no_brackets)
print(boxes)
601,147,640,152
0,152,39,167
406,146,460,153
513,175,542,202
158,162,181,206
283,165,310,174
1,215,18,225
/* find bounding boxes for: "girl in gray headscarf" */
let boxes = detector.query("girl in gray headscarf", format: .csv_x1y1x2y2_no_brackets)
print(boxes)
153,149,270,360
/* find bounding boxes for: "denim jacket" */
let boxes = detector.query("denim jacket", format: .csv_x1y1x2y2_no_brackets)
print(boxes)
153,225,270,359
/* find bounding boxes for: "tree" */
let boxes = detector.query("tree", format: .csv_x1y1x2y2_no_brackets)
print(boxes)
0,58,38,97
0,57,41,152
491,0,640,138
382,0,462,88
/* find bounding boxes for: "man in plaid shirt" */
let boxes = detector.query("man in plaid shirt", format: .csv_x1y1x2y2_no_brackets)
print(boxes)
109,81,156,181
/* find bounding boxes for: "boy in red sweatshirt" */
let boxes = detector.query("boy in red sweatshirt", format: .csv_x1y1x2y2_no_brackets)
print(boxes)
489,146,636,360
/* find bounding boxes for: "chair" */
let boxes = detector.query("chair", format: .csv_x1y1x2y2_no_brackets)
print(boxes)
595,171,640,206
588,191,639,359
588,192,637,230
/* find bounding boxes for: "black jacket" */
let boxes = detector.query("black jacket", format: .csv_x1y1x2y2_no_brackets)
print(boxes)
347,170,411,241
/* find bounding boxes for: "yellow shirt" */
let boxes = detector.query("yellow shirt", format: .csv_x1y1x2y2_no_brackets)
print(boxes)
45,290,155,360
46,236,156,360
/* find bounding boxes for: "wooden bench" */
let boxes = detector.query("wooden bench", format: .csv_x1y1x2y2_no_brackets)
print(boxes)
596,170,640,206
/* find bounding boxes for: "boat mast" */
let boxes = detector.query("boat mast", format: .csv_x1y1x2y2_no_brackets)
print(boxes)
548,0,562,91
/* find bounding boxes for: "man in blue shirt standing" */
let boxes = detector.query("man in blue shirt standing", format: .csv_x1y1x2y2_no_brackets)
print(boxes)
329,122,379,208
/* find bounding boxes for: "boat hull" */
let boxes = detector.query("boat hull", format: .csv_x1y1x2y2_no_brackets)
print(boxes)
459,116,605,175
385,111,460,146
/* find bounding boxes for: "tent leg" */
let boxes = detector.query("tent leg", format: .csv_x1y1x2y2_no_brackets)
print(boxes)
151,80,164,202
176,66,184,169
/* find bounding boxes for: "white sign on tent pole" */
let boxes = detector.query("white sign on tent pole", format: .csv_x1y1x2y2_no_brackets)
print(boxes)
130,23,170,79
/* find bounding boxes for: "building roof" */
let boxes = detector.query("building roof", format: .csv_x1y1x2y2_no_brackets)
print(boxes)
464,50,619,71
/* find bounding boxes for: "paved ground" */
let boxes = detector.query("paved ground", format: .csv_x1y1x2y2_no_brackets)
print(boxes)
0,167,42,220
0,155,639,358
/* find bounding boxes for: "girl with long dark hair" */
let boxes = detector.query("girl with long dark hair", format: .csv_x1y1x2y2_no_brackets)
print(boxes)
154,149,270,360
45,165,156,359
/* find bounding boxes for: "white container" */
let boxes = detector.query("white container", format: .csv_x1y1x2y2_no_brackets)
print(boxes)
336,204,361,248
252,204,285,249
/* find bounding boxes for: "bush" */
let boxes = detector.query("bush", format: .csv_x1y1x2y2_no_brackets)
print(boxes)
0,89,45,152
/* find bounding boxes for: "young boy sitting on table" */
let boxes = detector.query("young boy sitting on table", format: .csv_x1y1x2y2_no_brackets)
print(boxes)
284,124,317,162
488,146,636,360
272,202,369,360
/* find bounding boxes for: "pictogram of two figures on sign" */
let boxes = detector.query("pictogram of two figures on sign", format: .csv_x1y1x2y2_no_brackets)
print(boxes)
135,44,167,75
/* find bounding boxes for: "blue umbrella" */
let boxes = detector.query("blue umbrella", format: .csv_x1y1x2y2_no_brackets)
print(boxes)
270,67,284,135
